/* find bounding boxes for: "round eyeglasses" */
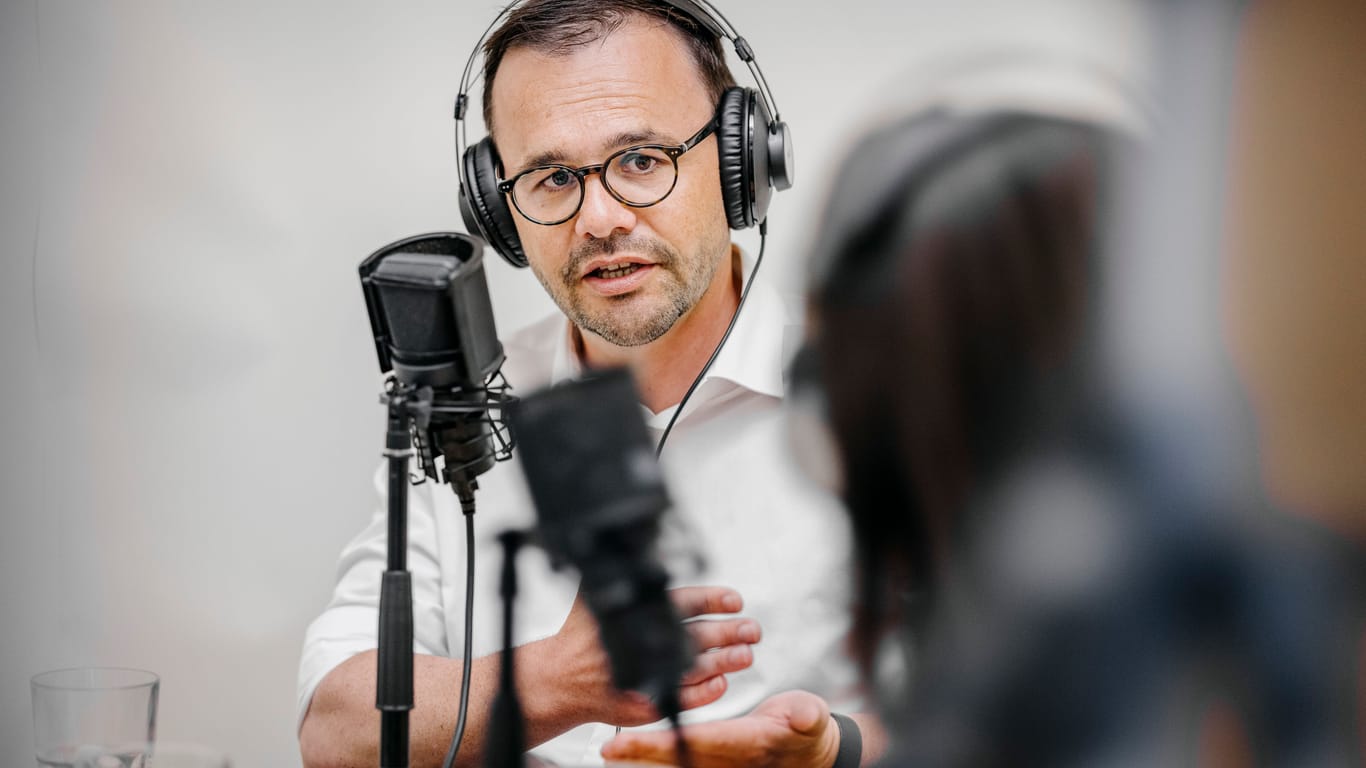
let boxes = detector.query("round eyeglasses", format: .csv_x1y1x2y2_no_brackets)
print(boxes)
497,113,718,226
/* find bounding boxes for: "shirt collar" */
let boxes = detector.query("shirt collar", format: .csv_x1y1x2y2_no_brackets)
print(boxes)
695,245,788,401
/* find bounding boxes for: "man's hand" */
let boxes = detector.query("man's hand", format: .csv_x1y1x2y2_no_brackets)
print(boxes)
532,585,762,728
599,690,842,768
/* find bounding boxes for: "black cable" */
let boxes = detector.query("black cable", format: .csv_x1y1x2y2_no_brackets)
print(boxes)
655,220,768,458
440,511,477,768
669,720,695,768
664,697,694,768
640,222,767,767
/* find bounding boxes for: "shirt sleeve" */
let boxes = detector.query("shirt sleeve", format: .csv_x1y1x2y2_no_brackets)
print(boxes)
296,462,451,731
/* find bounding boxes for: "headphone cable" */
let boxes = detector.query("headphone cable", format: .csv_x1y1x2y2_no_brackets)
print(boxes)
433,225,765,768
440,512,477,768
634,222,768,768
655,218,767,459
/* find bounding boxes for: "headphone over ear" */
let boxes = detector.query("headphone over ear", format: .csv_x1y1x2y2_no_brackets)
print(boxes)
455,0,793,269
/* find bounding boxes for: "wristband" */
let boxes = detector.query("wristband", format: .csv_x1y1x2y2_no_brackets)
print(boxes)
831,712,862,768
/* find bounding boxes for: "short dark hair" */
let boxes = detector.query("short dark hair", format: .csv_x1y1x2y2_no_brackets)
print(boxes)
480,0,738,134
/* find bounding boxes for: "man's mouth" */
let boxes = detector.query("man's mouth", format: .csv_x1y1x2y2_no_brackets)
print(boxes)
578,259,657,296
591,263,644,280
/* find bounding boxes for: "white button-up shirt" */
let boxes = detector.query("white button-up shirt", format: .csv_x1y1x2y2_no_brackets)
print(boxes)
298,253,861,766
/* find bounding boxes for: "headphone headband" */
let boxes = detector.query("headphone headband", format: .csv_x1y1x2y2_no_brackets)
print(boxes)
453,0,783,134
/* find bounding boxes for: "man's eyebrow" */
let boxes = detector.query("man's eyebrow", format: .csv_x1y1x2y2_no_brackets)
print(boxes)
603,129,670,150
509,148,571,177
510,129,674,176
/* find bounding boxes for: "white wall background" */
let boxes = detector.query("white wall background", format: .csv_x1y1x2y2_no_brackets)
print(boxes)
0,1,1152,765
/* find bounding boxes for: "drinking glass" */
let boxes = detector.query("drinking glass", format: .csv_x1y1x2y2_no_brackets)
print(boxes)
31,667,159,768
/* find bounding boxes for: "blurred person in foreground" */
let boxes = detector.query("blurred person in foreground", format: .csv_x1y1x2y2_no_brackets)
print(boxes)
797,100,1363,765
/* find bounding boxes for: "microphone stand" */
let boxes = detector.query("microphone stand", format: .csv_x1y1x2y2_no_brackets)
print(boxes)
485,530,530,768
358,231,516,768
376,382,431,768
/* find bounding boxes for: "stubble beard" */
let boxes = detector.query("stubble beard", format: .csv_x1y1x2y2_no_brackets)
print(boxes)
533,232,725,347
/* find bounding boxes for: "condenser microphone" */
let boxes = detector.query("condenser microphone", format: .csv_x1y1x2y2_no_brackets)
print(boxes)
508,368,692,719
360,231,513,504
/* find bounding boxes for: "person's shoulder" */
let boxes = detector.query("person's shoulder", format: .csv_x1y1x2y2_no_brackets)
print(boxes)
505,311,564,352
500,311,566,392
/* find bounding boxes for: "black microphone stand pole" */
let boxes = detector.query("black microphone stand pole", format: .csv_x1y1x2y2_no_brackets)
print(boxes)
485,530,529,768
377,383,430,768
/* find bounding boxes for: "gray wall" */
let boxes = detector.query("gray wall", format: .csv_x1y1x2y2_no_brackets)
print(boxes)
0,1,1150,765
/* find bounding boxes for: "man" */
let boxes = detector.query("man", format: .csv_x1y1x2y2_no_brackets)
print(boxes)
298,2,885,766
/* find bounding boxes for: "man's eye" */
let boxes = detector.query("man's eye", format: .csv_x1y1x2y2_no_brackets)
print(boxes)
617,152,662,175
541,169,575,190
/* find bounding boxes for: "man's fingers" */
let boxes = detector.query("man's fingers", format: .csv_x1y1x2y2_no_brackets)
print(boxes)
668,585,743,618
611,676,727,721
611,672,732,723
680,644,753,685
769,691,829,735
602,731,678,766
675,674,729,712
685,616,762,652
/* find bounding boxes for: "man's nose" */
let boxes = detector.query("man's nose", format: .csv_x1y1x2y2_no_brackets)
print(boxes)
574,175,637,240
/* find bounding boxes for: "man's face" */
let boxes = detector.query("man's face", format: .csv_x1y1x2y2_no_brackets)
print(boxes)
489,18,732,347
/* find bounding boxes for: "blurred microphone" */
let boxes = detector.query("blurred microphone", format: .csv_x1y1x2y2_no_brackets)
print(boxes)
509,368,692,719
359,232,513,504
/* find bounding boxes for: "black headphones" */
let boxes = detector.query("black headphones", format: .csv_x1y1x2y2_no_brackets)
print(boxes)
454,0,793,269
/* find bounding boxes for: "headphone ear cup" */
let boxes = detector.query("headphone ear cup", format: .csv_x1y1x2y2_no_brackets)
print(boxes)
715,86,754,230
461,137,528,268
748,91,775,224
